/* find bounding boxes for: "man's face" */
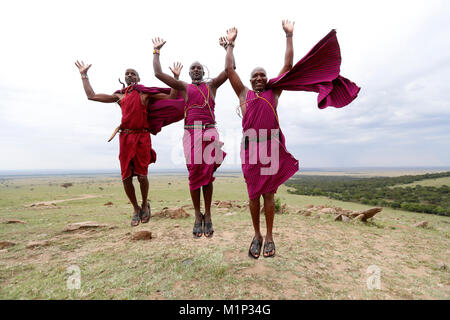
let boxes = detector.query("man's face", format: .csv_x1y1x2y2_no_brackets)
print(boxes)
250,68,267,91
125,69,140,85
189,62,204,81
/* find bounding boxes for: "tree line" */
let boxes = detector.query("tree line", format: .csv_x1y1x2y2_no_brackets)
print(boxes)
286,171,450,216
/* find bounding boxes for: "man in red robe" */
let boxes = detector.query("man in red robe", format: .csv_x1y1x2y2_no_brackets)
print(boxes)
223,22,360,258
75,61,183,227
152,38,227,238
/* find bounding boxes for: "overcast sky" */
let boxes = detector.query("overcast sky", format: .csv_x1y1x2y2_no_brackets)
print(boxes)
1,0,449,171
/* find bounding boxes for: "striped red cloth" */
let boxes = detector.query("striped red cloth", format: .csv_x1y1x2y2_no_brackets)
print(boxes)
115,84,185,135
241,90,299,199
118,90,156,180
267,29,360,109
183,83,226,190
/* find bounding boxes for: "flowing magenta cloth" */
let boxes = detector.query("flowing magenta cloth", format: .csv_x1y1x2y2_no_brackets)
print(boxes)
183,83,226,190
267,29,360,109
241,90,299,199
118,90,156,180
115,84,184,135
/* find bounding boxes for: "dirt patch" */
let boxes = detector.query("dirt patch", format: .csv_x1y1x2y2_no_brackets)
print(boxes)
26,194,100,207
241,260,272,276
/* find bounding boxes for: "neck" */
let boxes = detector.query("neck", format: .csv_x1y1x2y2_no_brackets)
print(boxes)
192,80,203,85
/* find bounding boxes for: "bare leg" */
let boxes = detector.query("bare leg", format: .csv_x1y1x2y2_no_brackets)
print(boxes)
137,175,150,223
202,182,213,220
123,176,141,226
248,196,263,258
249,197,263,239
202,182,214,237
190,188,202,237
262,192,275,257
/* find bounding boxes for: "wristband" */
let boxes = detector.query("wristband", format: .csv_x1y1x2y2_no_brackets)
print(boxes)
286,33,293,38
153,48,160,55
81,74,88,79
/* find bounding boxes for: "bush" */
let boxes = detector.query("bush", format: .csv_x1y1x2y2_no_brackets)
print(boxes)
274,197,281,213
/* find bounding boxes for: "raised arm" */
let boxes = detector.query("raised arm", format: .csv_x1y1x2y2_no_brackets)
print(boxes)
278,20,295,76
152,38,187,93
208,38,233,91
150,62,184,100
224,28,246,100
75,61,120,103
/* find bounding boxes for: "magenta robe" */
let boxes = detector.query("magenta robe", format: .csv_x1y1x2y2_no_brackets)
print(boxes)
241,90,299,199
240,29,359,198
267,29,360,108
183,83,226,190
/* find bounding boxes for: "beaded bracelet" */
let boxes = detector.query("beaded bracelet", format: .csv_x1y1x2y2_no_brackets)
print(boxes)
153,48,160,55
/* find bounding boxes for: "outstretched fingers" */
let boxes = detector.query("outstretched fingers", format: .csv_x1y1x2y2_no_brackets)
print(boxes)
152,37,166,49
169,61,183,77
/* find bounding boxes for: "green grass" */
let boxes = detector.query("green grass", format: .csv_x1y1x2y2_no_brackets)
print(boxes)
0,174,449,299
393,176,450,188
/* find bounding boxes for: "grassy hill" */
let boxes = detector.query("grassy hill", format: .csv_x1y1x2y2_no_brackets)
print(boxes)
0,174,449,299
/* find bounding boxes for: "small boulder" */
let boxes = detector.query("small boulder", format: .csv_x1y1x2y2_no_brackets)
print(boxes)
0,241,16,250
413,221,428,228
342,215,351,222
2,219,26,224
354,207,382,222
154,207,190,219
26,240,50,249
216,201,232,208
437,262,447,271
320,208,335,214
132,231,152,240
63,221,108,232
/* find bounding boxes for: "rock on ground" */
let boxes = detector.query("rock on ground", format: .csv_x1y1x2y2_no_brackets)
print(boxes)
320,208,336,214
154,207,190,219
26,240,51,249
1,219,26,224
413,221,428,228
63,221,108,232
132,231,152,240
0,241,16,249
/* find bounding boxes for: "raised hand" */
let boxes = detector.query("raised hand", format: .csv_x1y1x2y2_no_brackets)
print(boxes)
75,60,92,75
152,37,166,50
219,36,228,50
226,27,238,43
282,20,295,35
169,62,183,79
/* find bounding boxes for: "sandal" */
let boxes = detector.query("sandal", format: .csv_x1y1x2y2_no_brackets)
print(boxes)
131,211,141,227
204,217,214,238
192,214,204,238
263,241,276,258
140,201,151,224
248,237,263,259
